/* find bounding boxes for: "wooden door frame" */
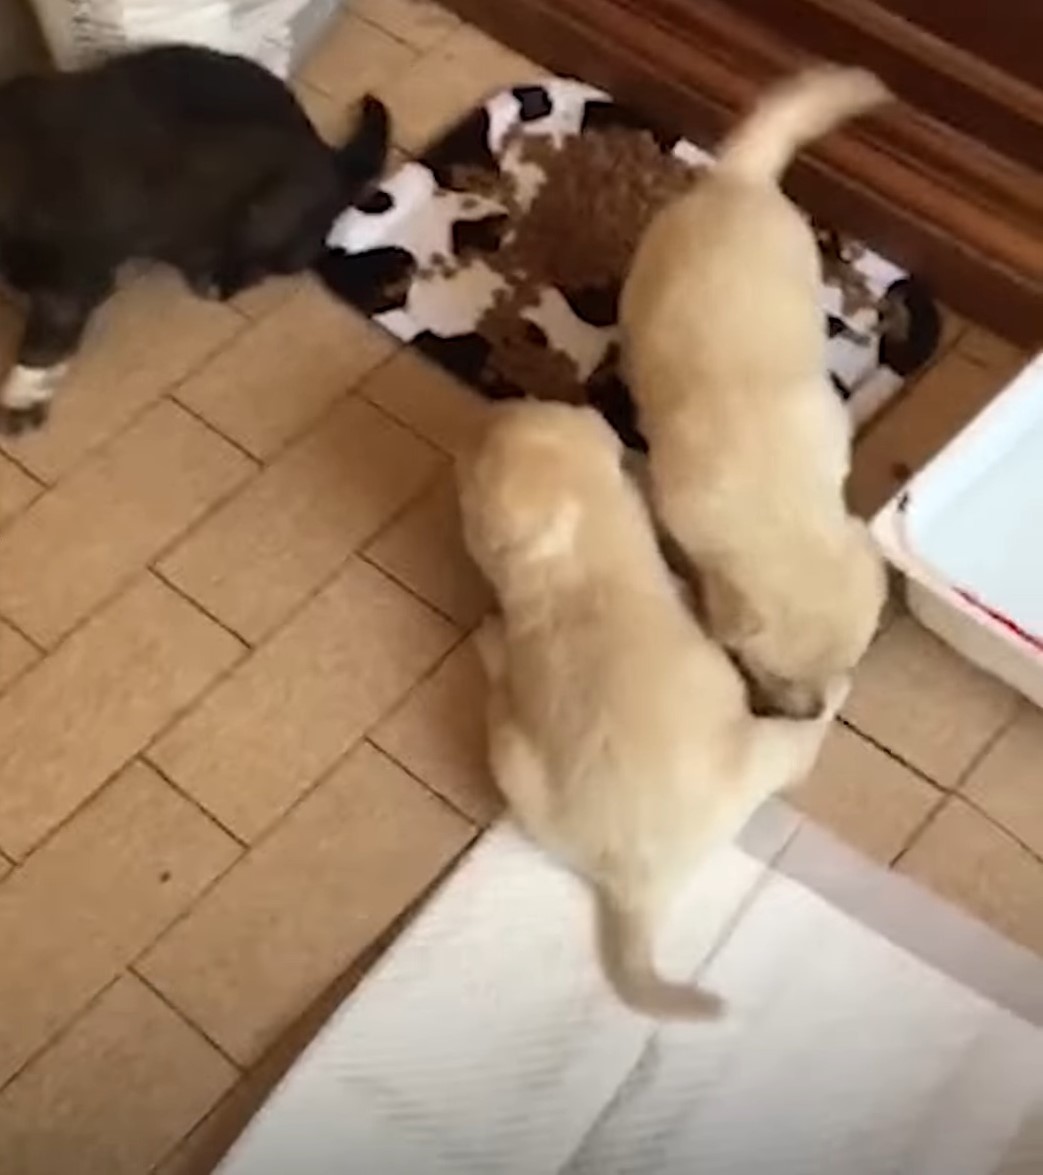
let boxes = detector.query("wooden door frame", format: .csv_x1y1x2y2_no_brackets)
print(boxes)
441,0,1043,345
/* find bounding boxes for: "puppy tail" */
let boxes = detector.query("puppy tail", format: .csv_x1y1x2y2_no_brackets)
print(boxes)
716,65,891,185
334,94,390,196
595,887,725,1021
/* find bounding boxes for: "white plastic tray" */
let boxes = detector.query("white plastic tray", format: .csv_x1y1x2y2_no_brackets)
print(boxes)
872,351,1043,709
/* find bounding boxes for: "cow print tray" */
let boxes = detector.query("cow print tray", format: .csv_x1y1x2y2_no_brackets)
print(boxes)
316,78,942,450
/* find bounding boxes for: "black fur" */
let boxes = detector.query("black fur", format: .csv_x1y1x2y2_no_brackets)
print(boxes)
315,245,415,315
878,276,942,376
0,44,388,432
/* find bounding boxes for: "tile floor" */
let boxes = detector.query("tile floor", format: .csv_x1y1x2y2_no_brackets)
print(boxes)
0,2,1038,1171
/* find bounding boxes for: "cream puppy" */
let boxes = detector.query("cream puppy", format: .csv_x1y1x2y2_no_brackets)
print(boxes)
458,401,845,1019
621,66,890,718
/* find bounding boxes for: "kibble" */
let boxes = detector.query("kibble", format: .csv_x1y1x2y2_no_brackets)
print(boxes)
426,126,701,403
493,129,696,292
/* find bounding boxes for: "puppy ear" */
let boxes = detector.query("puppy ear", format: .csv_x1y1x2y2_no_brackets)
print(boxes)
490,442,582,563
701,570,762,642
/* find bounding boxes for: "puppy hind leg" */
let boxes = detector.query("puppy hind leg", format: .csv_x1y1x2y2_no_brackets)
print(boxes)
485,684,554,840
475,618,552,832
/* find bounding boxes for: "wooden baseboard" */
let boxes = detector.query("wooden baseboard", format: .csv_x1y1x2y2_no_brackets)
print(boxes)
442,0,1042,346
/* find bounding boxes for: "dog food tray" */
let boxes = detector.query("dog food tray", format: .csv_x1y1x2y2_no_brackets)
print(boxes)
873,351,1043,709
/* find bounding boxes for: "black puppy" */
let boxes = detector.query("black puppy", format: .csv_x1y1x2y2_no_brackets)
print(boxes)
0,44,389,433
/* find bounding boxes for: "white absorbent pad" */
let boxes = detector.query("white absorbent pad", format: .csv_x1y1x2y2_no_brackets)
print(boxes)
217,823,1043,1175
27,0,341,76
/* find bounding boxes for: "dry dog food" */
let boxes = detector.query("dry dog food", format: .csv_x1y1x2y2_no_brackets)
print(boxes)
456,127,697,399
495,128,695,293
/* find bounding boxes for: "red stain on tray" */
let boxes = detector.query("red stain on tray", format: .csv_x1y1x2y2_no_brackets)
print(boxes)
955,588,1043,654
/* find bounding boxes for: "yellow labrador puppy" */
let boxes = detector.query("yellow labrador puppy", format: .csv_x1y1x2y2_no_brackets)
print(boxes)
621,66,890,718
458,401,845,1019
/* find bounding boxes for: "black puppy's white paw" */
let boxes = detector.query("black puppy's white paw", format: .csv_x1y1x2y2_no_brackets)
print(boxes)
0,363,65,434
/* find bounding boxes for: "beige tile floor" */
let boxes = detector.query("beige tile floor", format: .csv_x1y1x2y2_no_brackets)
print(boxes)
0,3,1038,1171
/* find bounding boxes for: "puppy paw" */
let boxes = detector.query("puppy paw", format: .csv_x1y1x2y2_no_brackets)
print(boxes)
0,400,49,436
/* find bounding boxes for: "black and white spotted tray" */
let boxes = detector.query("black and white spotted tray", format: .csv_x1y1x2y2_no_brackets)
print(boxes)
315,78,941,448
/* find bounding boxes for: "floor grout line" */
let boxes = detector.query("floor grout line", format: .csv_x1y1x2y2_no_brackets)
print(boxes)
207,642,472,849
958,793,1043,868
140,475,458,806
951,704,1022,793
0,410,257,660
3,555,248,665
124,740,485,1087
0,975,125,1099
138,351,433,640
127,850,247,978
149,566,255,649
357,545,478,629
836,715,947,792
365,734,488,830
356,372,459,453
164,322,402,469
0,611,44,655
167,394,266,467
362,618,470,725
352,8,460,54
0,650,254,863
889,775,1043,875
131,968,244,1072
0,357,450,777
1,751,156,865
145,760,251,851
152,449,448,651
888,788,949,868
139,615,253,755
0,445,46,491
144,831,482,1175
